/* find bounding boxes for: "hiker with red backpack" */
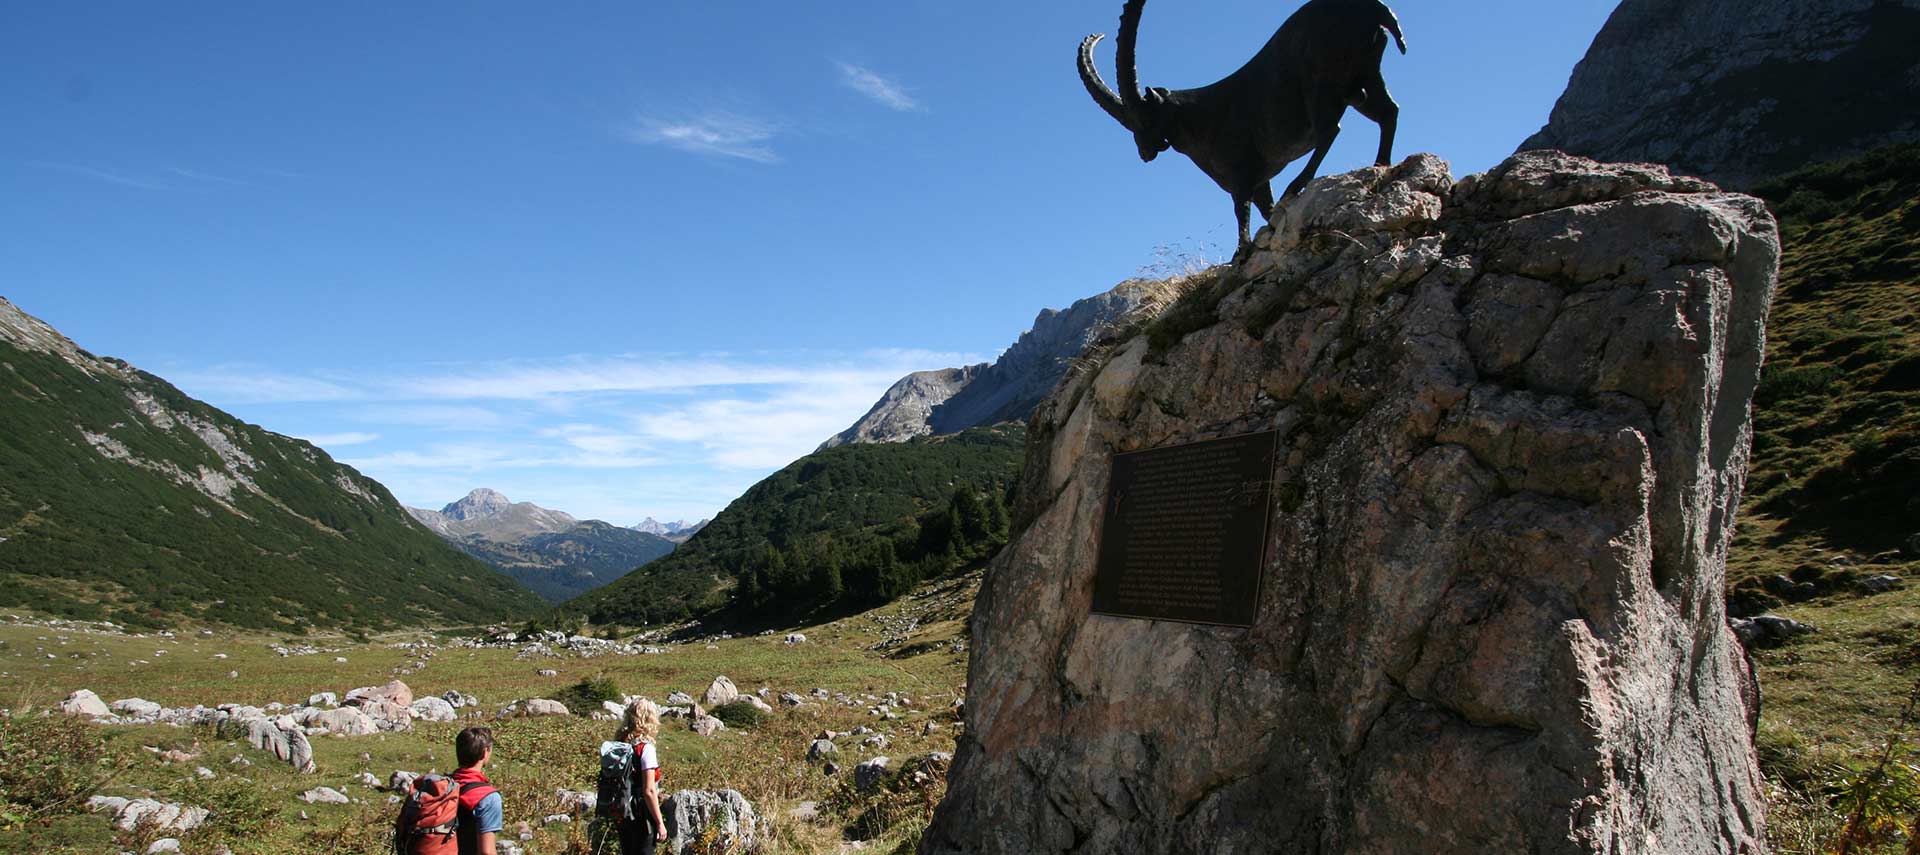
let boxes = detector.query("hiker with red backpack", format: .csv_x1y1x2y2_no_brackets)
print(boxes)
395,726,505,855
597,698,667,854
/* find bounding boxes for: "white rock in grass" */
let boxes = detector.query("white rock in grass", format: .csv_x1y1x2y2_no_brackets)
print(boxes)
59,689,110,717
300,787,350,805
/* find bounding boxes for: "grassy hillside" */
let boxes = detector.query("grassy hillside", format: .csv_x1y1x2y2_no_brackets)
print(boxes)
451,521,677,603
569,424,1025,626
0,314,542,631
1722,145,1920,853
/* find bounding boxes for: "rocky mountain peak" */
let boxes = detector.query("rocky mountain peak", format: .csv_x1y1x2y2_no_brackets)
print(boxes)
442,488,514,520
821,281,1148,449
1521,0,1920,188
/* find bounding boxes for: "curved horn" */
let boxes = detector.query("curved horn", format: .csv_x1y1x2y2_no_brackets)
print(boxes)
1078,34,1135,130
1116,0,1148,110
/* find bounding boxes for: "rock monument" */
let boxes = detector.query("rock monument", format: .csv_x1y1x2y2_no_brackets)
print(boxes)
924,151,1777,854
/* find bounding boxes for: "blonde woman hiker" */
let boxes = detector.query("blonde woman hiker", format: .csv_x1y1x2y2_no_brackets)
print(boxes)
595,699,667,854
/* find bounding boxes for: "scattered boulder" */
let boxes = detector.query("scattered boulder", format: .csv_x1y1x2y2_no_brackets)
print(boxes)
537,669,559,677
854,757,891,792
665,691,695,706
308,692,338,708
89,796,209,832
742,695,774,714
300,787,350,805
111,698,162,719
1733,614,1819,647
555,789,596,816
409,697,458,723
807,739,837,762
701,676,739,708
310,706,378,737
353,772,381,789
1857,574,1905,594
146,838,181,854
778,692,805,707
59,689,111,718
662,790,767,854
690,714,725,737
784,633,807,645
443,690,479,709
600,700,626,718
499,698,571,719
345,680,414,709
388,770,420,792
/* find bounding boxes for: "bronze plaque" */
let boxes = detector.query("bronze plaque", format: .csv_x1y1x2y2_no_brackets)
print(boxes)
1092,431,1278,627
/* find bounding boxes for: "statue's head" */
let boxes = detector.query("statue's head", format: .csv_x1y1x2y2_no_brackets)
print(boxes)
1131,88,1174,162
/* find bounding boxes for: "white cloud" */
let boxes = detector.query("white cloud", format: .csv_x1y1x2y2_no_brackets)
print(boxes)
836,62,924,113
30,161,169,190
184,348,987,520
168,366,360,404
299,431,379,448
624,112,781,163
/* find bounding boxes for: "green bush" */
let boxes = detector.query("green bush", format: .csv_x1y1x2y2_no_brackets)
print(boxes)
708,700,768,730
556,676,623,716
0,713,129,822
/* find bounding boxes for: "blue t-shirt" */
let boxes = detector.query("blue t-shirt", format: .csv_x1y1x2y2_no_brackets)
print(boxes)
470,790,503,835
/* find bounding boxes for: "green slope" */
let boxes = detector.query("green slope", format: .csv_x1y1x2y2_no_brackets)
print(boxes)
1733,143,1920,577
0,301,543,630
569,423,1026,626
451,521,677,603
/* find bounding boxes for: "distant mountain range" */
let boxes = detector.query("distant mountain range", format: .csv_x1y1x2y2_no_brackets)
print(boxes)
406,490,684,603
822,281,1148,448
0,298,543,630
632,517,708,543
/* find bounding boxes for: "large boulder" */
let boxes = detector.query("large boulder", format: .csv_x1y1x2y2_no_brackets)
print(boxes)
345,680,413,709
58,689,110,718
662,790,766,854
110,698,162,720
409,697,458,723
701,676,739,708
310,706,378,736
923,153,1777,855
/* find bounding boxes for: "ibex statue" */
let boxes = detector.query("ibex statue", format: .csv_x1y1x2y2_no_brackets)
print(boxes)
1079,0,1408,250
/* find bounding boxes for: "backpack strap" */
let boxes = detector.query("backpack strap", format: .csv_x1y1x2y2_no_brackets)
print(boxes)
458,781,498,810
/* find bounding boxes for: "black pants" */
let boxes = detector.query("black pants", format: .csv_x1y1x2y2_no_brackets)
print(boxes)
616,814,658,855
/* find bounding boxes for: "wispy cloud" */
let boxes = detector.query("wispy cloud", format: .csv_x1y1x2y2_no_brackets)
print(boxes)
624,112,782,163
835,62,924,113
29,161,168,190
169,366,360,404
299,431,380,448
192,348,986,520
167,166,247,186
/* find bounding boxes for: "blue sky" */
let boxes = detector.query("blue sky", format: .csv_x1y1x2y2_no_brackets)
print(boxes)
1,0,1618,524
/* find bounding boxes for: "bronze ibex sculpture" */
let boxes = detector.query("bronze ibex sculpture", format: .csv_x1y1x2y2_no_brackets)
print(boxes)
1080,0,1408,250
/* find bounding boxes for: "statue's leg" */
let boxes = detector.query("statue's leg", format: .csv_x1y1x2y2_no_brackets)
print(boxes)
1234,194,1253,250
1283,100,1346,197
1352,72,1399,167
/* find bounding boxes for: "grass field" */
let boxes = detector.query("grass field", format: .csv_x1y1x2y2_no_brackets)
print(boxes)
0,574,978,854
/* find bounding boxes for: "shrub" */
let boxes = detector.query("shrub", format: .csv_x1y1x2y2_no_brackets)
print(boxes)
556,676,623,716
708,700,768,730
0,713,129,822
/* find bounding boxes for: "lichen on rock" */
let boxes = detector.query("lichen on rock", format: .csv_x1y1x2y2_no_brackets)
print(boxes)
924,151,1778,855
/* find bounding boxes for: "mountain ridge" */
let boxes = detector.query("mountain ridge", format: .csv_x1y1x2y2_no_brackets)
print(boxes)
0,297,542,630
820,281,1148,449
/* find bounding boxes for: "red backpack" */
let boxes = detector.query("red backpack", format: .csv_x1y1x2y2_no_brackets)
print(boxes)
394,775,461,855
